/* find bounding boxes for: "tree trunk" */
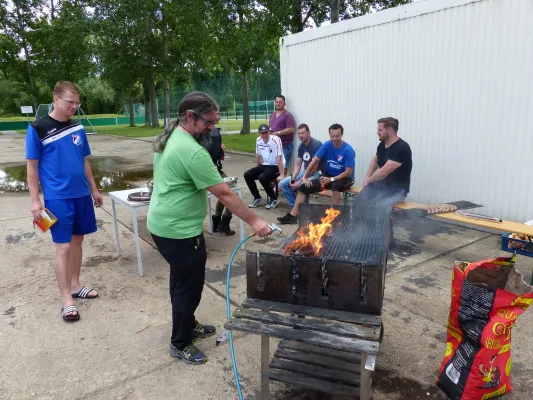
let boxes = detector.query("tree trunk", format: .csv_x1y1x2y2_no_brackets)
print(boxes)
240,72,250,134
290,0,303,33
15,5,38,112
162,17,170,126
128,86,135,127
147,68,159,128
22,38,38,113
331,0,340,23
144,79,151,126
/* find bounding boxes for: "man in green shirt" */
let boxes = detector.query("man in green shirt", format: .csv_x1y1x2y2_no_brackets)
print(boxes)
147,91,272,365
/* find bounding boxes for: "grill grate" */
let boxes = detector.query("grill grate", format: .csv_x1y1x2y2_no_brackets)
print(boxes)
283,204,390,265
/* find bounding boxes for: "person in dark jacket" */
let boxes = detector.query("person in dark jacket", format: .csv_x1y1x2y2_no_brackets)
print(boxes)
207,117,235,235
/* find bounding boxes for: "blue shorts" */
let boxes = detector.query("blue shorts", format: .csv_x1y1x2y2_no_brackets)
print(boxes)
45,195,97,244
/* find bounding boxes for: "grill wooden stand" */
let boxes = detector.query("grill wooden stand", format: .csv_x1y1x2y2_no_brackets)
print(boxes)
225,298,382,400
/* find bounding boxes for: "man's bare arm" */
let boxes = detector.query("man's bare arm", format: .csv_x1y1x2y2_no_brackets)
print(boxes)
331,167,353,181
366,160,402,184
365,155,379,179
302,157,320,179
276,155,285,178
208,183,271,237
276,127,295,136
84,158,103,207
291,157,303,179
27,159,43,220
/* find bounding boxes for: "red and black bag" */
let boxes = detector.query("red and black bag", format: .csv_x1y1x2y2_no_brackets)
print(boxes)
436,255,533,400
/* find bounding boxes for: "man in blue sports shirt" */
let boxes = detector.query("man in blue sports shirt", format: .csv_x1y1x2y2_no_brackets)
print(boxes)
26,81,103,322
278,123,355,223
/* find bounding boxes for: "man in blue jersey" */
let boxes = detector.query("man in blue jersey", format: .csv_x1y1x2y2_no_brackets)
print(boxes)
26,81,103,322
278,123,355,223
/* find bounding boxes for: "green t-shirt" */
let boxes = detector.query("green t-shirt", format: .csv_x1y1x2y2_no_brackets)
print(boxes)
147,128,223,239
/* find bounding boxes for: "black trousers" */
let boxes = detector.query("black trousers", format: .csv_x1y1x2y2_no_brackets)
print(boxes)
244,165,279,200
298,176,354,195
151,232,206,350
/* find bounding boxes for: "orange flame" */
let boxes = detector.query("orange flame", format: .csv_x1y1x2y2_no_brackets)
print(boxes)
284,207,341,256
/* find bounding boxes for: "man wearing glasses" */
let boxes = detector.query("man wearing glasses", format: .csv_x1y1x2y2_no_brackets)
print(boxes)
26,81,104,322
148,92,272,365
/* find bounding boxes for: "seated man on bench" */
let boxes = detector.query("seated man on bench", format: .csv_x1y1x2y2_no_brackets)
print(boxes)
245,124,285,209
355,117,412,244
278,123,322,210
278,123,355,224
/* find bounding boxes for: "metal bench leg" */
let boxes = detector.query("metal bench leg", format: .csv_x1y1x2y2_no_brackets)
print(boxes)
360,353,375,400
261,335,270,400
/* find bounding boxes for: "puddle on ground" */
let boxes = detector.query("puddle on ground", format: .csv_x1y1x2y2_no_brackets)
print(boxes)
0,156,153,193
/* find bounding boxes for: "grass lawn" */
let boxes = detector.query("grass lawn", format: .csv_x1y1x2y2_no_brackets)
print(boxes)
97,124,258,153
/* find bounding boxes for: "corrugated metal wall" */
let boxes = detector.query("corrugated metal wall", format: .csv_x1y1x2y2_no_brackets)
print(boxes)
280,0,533,222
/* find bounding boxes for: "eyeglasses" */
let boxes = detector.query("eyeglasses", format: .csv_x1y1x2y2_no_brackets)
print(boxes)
58,96,80,107
193,113,216,127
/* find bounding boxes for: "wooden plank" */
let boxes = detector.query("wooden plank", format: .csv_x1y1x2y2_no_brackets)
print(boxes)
241,298,382,327
278,340,362,363
233,308,380,341
274,348,360,373
261,335,270,400
224,319,379,355
265,368,360,398
270,358,360,386
434,212,533,237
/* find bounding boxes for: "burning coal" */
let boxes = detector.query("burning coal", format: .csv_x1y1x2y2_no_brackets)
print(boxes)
284,207,341,257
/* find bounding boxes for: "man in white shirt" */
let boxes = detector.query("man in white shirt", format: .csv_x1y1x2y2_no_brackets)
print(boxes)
244,124,285,209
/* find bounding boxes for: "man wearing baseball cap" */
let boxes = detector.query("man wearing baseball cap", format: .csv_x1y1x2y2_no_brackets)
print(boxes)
244,124,285,209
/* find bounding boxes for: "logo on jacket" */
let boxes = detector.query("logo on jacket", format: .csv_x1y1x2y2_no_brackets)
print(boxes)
337,155,343,162
72,134,82,146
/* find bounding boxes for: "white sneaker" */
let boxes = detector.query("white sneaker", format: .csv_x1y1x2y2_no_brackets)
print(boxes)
248,198,267,208
265,199,280,209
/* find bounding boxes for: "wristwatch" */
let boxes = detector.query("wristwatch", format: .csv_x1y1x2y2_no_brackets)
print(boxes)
330,177,335,182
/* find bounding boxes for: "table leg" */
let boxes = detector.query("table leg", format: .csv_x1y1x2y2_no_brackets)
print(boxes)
131,208,144,277
111,199,121,256
207,197,213,233
261,335,270,400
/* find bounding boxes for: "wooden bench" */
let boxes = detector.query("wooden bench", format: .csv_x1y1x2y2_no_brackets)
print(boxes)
224,298,382,400
313,187,533,238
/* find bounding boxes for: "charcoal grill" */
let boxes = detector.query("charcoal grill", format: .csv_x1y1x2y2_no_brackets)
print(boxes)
246,204,391,315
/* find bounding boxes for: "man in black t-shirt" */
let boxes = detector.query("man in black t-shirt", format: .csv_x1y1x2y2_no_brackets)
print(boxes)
356,117,412,244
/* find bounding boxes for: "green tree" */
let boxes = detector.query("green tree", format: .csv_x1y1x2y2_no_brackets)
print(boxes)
213,0,284,134
0,0,44,111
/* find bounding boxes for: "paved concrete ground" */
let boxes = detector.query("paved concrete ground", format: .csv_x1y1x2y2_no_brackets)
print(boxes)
1,133,532,400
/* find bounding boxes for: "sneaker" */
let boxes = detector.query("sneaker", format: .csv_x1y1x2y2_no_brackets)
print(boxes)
169,342,207,365
193,320,216,338
278,213,298,224
265,199,280,209
248,198,267,208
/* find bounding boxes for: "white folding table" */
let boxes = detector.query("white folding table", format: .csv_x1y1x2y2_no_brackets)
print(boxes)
109,187,150,276
109,185,246,276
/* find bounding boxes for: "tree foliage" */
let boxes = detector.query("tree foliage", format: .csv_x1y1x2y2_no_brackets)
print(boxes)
0,0,411,122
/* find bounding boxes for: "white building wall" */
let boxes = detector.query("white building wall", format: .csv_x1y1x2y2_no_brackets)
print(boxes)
280,0,533,222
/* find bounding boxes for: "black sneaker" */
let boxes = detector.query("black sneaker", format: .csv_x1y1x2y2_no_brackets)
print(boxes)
193,320,216,338
277,213,297,224
169,342,207,365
